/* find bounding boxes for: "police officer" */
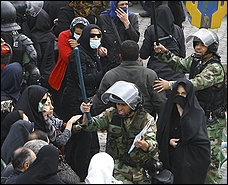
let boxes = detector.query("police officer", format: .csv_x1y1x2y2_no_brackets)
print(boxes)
1,1,41,92
77,81,159,184
153,28,226,184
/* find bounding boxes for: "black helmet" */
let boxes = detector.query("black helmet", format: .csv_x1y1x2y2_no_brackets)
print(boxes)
101,81,143,111
10,1,28,24
10,1,44,17
191,29,219,54
10,1,27,17
1,1,21,32
70,17,90,36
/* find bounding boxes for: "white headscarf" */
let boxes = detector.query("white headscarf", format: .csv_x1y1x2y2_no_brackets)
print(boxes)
85,152,123,184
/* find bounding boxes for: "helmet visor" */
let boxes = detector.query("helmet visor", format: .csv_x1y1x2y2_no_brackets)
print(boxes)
26,1,44,17
186,28,218,46
101,81,140,110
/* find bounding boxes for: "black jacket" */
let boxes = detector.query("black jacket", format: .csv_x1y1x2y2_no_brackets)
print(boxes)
140,5,186,81
97,13,139,72
25,8,56,87
62,24,103,121
53,5,96,38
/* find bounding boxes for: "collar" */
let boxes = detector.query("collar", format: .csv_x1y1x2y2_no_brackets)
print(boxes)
120,60,141,67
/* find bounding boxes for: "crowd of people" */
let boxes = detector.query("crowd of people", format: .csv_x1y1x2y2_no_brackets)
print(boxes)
1,1,227,184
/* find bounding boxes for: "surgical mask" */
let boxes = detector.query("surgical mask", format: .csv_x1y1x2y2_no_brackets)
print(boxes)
90,40,101,49
74,33,80,40
38,102,43,112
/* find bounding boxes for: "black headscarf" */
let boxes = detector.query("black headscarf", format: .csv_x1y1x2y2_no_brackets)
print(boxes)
77,24,101,60
15,144,64,184
1,120,34,165
1,62,23,101
1,110,22,146
156,5,175,36
156,78,210,183
14,85,48,132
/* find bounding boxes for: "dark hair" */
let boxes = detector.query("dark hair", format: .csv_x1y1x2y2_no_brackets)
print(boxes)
28,130,49,143
120,40,139,61
11,147,34,170
74,23,86,30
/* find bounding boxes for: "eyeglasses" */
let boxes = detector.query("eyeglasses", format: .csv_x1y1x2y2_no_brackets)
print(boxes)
90,33,102,38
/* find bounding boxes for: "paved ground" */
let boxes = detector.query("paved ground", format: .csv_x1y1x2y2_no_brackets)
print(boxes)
98,1,227,184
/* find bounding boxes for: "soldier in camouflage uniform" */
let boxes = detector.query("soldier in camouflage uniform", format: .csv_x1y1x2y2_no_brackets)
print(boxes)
77,81,159,184
153,28,226,184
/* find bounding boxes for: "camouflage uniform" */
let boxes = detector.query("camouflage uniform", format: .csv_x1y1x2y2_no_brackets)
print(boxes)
155,50,226,184
79,107,159,184
87,1,110,17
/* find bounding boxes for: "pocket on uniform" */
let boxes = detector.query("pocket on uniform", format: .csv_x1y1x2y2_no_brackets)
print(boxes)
108,124,122,138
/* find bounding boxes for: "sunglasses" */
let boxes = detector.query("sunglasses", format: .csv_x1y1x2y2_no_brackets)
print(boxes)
90,33,102,38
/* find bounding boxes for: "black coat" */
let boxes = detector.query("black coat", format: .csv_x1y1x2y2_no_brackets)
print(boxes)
62,24,103,120
25,8,56,87
97,13,139,72
53,5,96,38
15,145,64,184
43,1,70,28
140,5,186,81
61,25,102,181
156,78,211,184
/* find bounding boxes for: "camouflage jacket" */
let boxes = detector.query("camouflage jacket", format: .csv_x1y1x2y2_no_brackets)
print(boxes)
79,107,159,168
87,1,110,17
154,50,225,91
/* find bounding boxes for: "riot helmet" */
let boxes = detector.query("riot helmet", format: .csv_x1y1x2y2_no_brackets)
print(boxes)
1,1,21,32
70,17,90,37
101,81,143,111
186,28,219,54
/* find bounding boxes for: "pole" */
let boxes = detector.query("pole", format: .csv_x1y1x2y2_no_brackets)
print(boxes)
151,1,159,45
74,47,92,123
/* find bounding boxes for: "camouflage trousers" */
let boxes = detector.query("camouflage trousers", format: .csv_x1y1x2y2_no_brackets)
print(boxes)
205,116,226,184
114,159,151,184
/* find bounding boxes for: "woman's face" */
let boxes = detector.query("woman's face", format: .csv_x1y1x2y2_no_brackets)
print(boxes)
39,93,54,117
89,28,102,40
74,27,83,36
176,85,187,97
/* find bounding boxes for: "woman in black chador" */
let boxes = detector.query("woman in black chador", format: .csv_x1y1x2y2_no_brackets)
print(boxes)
156,78,211,184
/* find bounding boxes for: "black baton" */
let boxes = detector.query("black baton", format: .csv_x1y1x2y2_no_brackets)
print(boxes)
74,47,92,123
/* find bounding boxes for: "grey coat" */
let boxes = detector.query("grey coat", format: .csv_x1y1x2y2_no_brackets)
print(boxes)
92,60,167,117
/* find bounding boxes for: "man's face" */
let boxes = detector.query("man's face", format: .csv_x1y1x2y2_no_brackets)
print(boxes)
194,42,208,56
116,103,131,115
117,1,129,8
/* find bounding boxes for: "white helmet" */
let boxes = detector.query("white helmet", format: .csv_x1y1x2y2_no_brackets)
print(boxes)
101,81,143,110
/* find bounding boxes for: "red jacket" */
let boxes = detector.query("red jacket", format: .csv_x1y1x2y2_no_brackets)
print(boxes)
48,30,72,90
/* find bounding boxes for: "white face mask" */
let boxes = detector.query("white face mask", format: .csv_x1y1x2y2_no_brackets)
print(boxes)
90,40,101,49
74,33,80,40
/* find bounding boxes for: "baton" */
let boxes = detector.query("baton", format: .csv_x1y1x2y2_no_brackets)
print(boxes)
74,47,92,123
151,1,159,46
